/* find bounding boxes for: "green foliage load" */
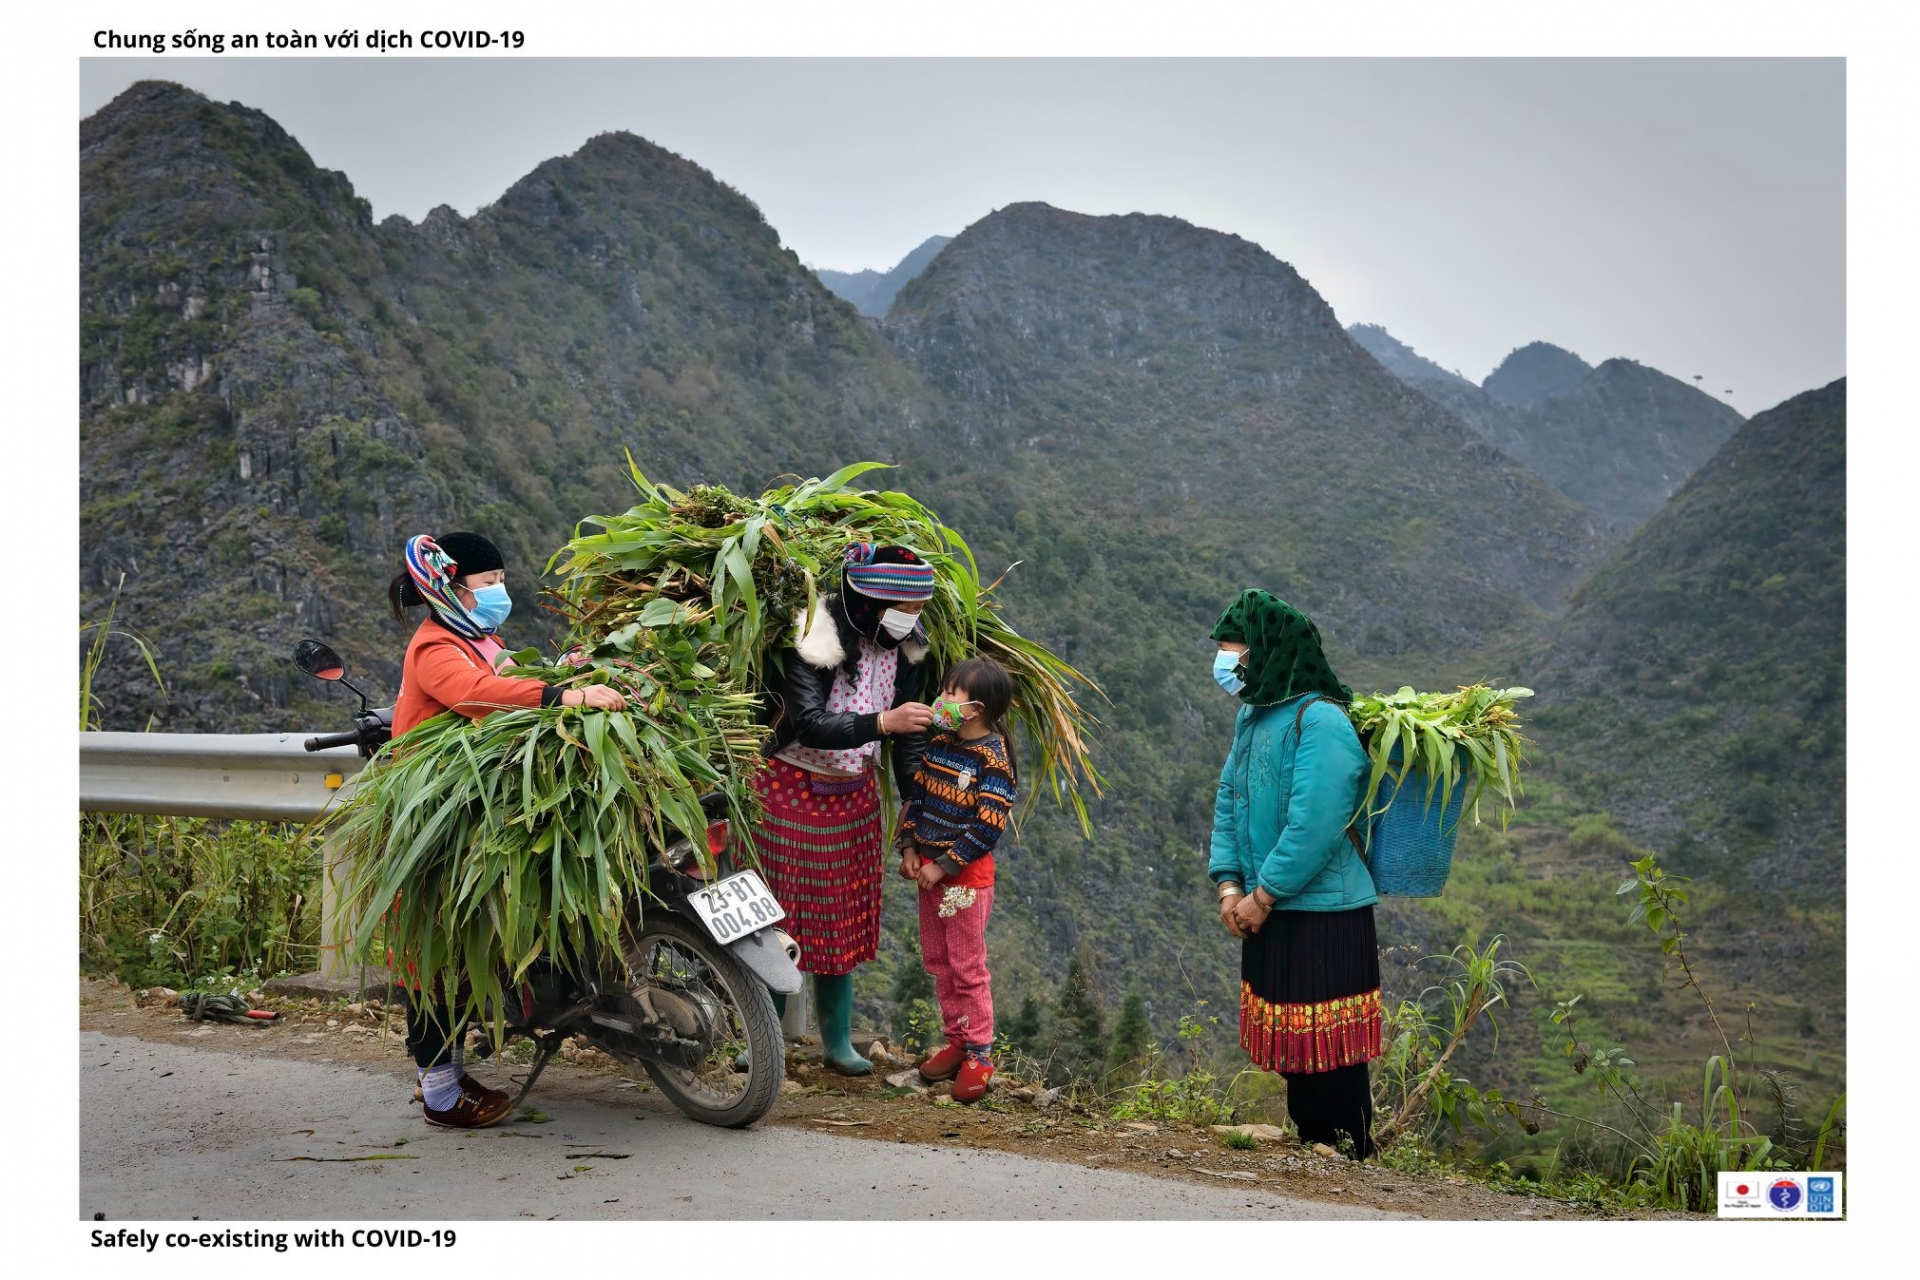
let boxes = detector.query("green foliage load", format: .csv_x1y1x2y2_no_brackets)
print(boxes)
331,463,1100,1033
550,460,1102,822
1347,684,1533,830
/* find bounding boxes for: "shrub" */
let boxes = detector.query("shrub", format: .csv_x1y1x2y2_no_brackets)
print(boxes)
1110,1072,1235,1126
79,813,318,990
288,286,323,323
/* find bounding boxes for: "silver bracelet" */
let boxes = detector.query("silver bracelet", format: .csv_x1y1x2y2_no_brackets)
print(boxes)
1216,881,1244,901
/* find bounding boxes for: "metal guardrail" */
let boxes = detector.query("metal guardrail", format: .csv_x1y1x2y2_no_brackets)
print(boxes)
79,731,368,822
75,731,815,1031
80,731,367,982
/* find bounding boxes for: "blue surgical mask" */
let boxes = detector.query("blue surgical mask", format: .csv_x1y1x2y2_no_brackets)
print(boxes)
468,582,512,632
1212,648,1245,696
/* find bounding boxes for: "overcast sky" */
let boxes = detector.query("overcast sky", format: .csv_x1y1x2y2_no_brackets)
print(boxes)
81,58,1842,415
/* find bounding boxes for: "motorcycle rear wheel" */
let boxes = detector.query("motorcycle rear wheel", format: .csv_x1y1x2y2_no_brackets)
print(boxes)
618,915,784,1128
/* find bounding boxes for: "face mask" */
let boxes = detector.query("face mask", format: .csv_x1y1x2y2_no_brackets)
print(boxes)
879,608,920,640
933,696,982,731
468,582,512,632
1212,648,1246,696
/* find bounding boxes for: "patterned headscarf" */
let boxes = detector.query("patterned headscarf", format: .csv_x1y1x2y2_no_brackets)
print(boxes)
841,543,937,602
1209,589,1352,707
405,533,493,640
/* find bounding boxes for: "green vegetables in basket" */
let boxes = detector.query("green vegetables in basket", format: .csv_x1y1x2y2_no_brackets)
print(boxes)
1345,684,1533,830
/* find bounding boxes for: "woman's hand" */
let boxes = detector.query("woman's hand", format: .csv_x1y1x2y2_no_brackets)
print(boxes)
560,646,592,669
1230,890,1272,936
898,848,923,880
1219,891,1248,939
915,859,947,890
880,702,936,735
564,685,628,711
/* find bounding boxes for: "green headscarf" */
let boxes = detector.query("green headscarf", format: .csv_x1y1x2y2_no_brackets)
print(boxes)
1209,588,1352,707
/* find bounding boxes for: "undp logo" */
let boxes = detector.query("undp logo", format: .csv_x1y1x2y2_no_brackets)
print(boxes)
1807,1176,1836,1215
1768,1178,1803,1212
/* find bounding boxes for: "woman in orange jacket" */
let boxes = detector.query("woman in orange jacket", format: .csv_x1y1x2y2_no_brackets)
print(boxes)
387,531,626,1128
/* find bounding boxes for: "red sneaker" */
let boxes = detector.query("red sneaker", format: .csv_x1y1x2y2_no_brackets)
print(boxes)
916,1041,966,1083
951,1052,995,1103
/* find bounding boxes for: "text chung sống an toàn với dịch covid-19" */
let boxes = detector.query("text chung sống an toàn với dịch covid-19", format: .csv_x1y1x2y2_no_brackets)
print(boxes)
91,28,527,54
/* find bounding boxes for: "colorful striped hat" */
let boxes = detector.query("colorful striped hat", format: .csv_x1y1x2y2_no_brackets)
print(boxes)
841,543,936,602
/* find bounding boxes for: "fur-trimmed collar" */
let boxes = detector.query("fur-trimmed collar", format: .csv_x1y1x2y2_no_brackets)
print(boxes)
793,599,847,669
792,598,928,669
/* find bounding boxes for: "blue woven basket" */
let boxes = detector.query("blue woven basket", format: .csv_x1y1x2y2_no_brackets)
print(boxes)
1363,764,1471,897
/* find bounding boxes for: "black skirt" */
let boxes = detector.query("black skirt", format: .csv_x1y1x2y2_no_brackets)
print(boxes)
1239,905,1382,1074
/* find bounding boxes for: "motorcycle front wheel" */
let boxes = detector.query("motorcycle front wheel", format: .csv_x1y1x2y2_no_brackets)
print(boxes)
617,915,784,1128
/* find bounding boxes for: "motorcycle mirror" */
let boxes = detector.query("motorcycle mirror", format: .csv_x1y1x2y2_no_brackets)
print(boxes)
292,639,348,682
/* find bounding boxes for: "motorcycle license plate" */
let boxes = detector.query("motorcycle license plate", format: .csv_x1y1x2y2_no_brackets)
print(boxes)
688,871,787,944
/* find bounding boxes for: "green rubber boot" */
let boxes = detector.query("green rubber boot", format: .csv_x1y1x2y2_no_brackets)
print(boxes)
734,991,786,1073
814,973,872,1076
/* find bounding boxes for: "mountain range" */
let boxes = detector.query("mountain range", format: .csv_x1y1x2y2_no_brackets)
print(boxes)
1536,377,1846,900
813,235,952,318
820,252,1749,537
1346,327,1747,532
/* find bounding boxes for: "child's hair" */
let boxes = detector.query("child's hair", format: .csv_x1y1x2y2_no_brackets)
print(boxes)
942,655,1017,783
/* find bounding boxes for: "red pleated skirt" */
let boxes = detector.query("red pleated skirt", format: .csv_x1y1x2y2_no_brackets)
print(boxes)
749,756,884,976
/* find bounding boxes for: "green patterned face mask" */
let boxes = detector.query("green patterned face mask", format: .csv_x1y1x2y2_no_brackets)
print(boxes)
932,696,981,730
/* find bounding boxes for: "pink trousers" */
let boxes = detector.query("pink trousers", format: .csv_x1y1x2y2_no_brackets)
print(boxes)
918,883,995,1046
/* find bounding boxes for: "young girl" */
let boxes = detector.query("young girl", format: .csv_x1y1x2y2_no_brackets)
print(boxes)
896,656,1018,1102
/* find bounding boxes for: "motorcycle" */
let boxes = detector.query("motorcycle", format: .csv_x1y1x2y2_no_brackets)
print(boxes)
292,639,802,1128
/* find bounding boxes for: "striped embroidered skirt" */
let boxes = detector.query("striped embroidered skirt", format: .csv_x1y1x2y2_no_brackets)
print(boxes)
749,756,885,976
1240,905,1383,1074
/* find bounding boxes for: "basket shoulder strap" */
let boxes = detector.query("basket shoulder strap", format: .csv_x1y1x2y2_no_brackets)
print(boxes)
1294,695,1369,864
1290,694,1324,741
1346,824,1368,864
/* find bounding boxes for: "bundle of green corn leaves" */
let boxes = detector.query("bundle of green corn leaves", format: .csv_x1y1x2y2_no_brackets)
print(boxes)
1346,684,1533,832
330,461,1100,1023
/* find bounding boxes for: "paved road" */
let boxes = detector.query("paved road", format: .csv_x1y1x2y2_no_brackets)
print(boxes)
80,1032,1404,1221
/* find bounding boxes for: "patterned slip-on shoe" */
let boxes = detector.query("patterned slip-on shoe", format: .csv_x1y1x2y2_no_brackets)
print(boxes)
950,1054,995,1103
422,1075,513,1129
916,1041,966,1083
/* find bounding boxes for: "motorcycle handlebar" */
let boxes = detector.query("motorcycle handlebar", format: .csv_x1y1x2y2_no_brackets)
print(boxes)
304,729,363,752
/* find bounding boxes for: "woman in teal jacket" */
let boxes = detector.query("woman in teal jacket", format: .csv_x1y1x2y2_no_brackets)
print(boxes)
1207,589,1380,1158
